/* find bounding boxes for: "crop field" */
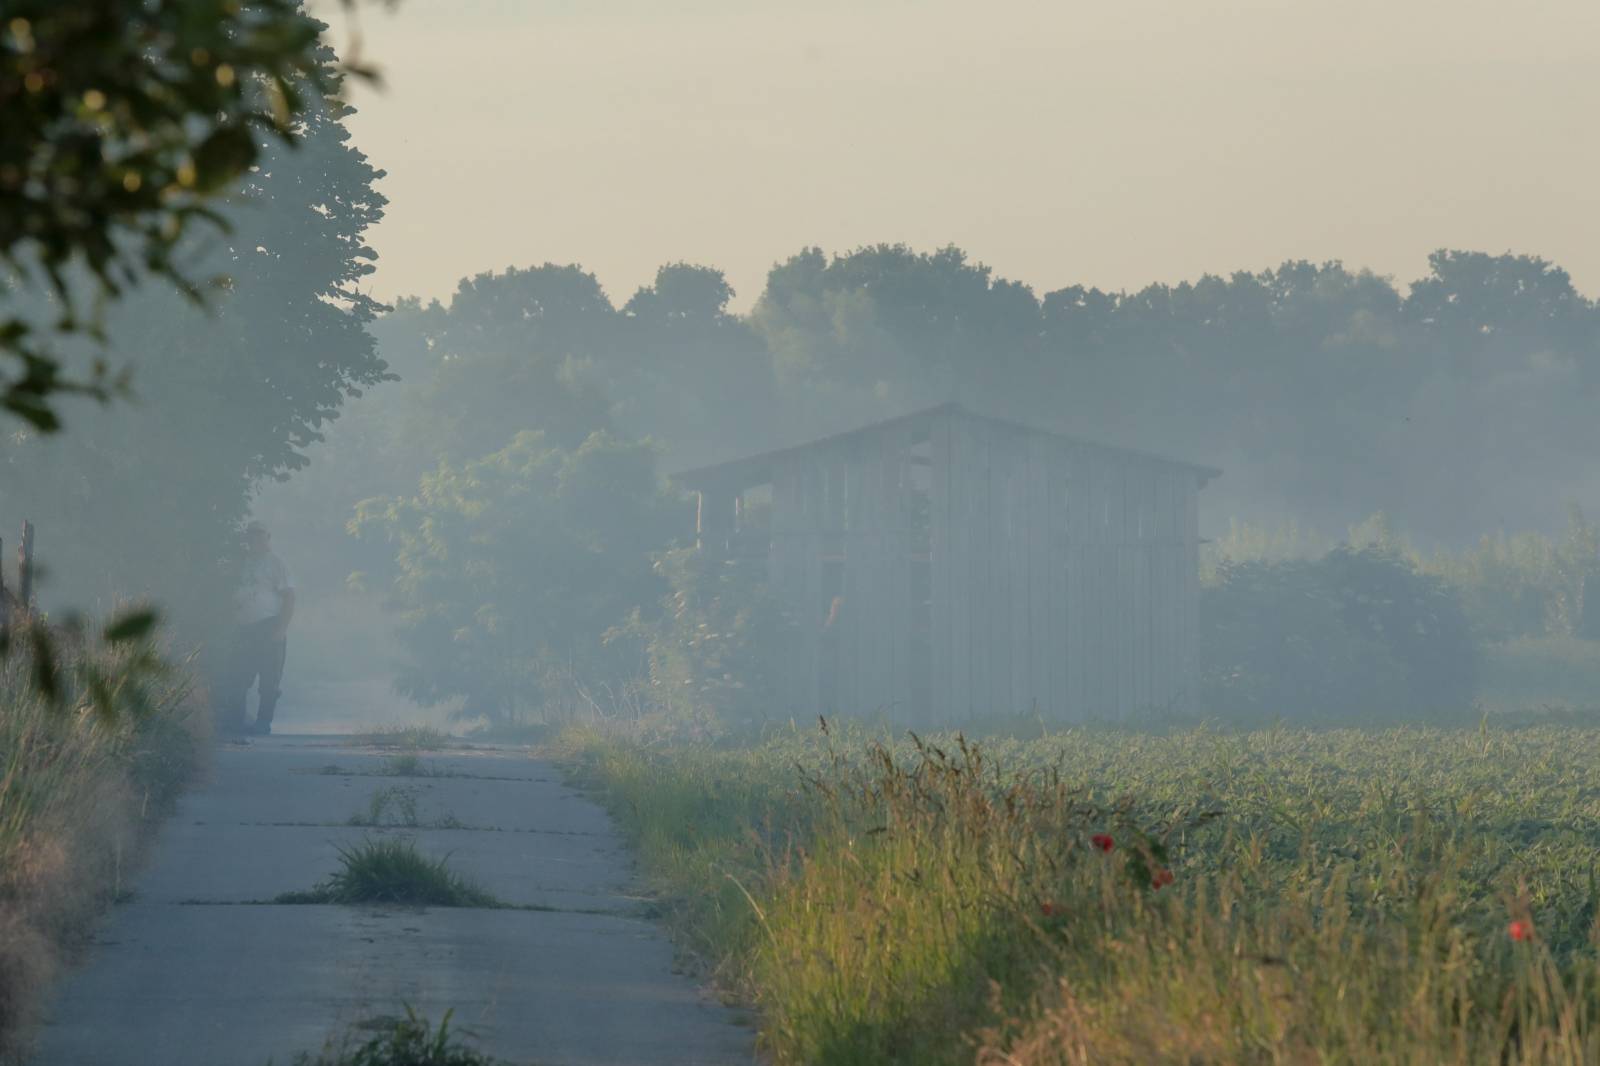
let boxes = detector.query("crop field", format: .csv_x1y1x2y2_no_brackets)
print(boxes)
561,718,1600,1064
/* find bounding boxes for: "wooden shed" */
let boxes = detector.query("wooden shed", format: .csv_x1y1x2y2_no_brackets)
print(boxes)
674,404,1219,724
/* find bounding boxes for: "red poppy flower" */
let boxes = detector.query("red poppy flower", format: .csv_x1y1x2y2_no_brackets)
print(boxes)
1150,868,1175,890
1091,834,1114,853
1508,920,1532,942
1040,901,1056,917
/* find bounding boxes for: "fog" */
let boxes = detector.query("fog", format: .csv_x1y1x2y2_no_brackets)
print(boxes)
18,7,1600,1065
4,1,1599,731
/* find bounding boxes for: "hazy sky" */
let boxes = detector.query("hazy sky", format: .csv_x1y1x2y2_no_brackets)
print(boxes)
327,0,1600,310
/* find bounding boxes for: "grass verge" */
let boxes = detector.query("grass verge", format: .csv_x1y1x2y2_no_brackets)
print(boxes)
276,838,501,908
0,624,202,1055
558,719,1600,1064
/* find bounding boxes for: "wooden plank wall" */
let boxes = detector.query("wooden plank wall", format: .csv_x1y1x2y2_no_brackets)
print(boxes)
929,414,953,724
763,407,1203,726
764,427,917,721
961,428,1200,724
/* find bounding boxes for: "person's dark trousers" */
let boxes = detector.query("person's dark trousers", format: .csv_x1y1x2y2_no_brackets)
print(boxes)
220,618,287,731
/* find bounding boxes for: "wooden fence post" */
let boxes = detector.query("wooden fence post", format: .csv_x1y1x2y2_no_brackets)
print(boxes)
17,520,33,614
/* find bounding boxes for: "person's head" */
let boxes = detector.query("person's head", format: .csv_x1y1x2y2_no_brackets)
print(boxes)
244,520,270,555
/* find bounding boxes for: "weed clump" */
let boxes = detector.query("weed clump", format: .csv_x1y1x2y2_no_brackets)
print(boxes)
348,786,422,828
277,839,500,908
288,1007,497,1065
380,754,431,778
352,725,453,753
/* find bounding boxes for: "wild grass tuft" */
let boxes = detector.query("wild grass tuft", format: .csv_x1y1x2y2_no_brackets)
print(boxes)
348,786,422,828
277,838,500,908
351,725,453,752
285,1007,497,1065
379,753,432,777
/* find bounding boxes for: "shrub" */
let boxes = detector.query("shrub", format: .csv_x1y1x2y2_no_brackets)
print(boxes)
1201,547,1478,719
351,430,676,725
626,547,796,735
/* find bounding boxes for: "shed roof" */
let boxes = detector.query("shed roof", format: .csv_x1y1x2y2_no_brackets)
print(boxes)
672,403,1222,490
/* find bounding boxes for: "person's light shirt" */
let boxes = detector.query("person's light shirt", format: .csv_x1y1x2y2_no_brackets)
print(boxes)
235,553,293,626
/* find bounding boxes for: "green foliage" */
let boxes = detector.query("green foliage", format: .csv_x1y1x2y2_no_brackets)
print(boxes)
615,262,777,469
352,430,676,723
631,547,796,733
1477,637,1600,713
265,244,1600,728
561,722,1600,1064
276,838,499,908
418,265,617,461
1427,505,1600,641
364,261,774,472
752,246,1600,543
287,1008,499,1066
0,50,388,633
0,609,170,721
1200,517,1333,585
0,1,379,431
379,754,430,777
1201,547,1478,719
0,627,198,1052
753,244,1040,439
348,785,421,828
1209,508,1600,645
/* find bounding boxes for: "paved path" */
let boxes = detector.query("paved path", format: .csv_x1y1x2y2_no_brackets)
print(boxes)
31,736,754,1066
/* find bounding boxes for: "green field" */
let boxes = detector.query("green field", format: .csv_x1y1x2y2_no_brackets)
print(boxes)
560,719,1600,1064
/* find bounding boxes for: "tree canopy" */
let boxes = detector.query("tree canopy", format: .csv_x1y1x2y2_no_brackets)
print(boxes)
0,0,378,431
0,52,389,632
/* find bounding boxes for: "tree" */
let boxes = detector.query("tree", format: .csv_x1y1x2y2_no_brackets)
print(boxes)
751,244,1041,440
351,430,676,723
0,55,389,633
417,264,617,461
0,1,380,432
748,243,1599,542
614,262,777,469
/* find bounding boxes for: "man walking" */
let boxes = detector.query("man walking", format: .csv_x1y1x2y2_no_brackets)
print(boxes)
221,520,294,736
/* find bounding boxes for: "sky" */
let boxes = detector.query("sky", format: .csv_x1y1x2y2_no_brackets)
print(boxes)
324,0,1600,311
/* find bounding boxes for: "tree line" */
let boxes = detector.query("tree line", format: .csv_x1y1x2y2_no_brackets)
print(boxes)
5,24,1597,720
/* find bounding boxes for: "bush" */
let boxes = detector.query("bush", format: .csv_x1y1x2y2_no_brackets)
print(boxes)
626,547,796,735
1201,547,1478,719
351,430,676,725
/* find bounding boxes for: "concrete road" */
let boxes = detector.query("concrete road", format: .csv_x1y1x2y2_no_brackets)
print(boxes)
30,736,754,1066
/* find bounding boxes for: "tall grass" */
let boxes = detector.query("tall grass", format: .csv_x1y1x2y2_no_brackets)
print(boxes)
561,721,1600,1064
0,622,201,1054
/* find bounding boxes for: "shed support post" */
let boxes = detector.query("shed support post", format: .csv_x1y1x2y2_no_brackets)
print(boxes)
17,521,33,615
697,488,737,555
